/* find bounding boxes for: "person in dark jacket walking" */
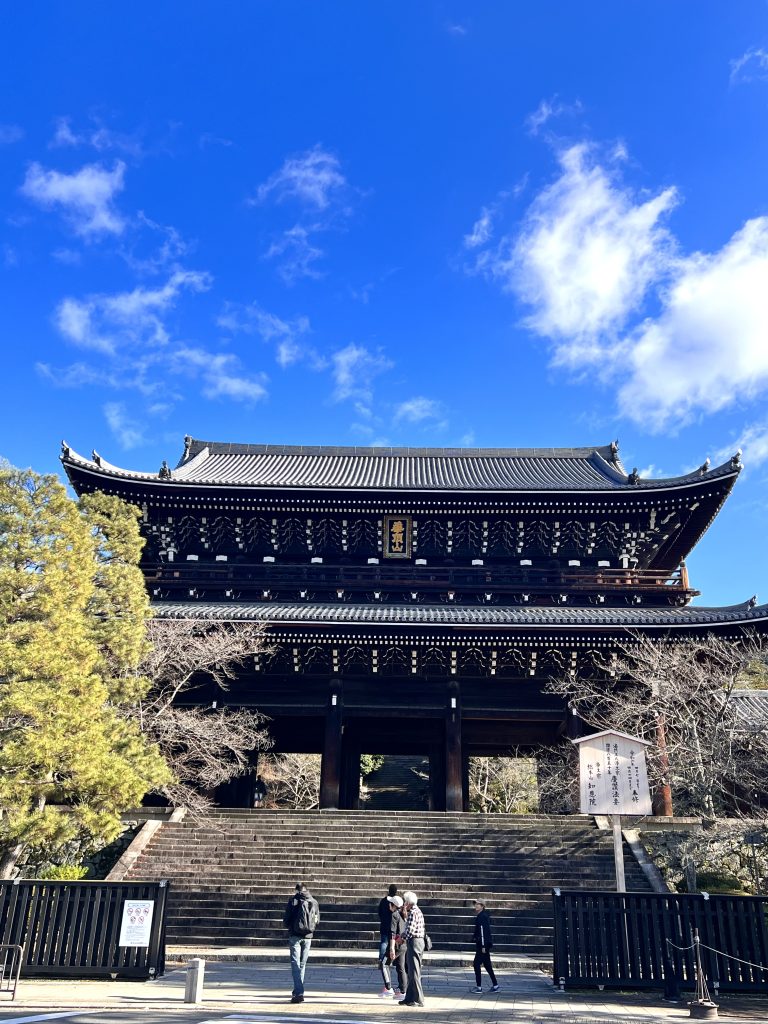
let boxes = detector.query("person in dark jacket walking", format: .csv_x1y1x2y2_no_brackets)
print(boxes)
471,899,499,993
283,882,320,1003
377,885,404,998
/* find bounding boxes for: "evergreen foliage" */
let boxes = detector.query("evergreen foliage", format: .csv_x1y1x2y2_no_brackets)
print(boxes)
0,467,169,877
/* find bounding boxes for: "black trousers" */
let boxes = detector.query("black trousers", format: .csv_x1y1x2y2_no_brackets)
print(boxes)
473,947,497,987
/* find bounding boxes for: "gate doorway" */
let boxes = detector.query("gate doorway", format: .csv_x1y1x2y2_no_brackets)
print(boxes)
362,755,430,810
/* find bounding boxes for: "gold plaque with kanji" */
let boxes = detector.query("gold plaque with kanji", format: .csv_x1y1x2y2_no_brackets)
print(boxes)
383,515,412,559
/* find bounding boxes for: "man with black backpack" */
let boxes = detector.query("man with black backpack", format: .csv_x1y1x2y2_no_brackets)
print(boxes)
283,881,320,1003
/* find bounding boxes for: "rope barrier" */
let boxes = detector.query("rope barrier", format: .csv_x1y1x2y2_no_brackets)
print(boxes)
665,937,768,974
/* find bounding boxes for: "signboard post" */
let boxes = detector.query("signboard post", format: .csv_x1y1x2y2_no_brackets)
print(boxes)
572,729,653,892
118,898,155,948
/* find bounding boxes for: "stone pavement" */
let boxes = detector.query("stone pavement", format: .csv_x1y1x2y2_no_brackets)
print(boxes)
3,959,768,1022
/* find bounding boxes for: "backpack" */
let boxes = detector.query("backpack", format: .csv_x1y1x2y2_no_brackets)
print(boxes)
293,896,320,937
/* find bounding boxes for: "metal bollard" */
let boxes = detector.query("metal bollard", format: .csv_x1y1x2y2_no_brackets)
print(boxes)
184,957,205,1004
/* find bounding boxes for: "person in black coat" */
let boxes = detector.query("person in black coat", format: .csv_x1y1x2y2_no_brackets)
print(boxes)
471,899,499,993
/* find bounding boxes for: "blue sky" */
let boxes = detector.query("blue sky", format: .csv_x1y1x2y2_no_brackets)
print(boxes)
2,3,768,604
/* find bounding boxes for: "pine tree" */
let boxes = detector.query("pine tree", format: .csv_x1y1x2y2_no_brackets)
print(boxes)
0,467,169,877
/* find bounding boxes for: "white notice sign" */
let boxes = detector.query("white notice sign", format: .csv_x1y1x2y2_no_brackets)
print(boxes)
118,898,155,947
574,730,653,816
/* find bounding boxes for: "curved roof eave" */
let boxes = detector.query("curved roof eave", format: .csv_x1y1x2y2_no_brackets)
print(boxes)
60,441,742,497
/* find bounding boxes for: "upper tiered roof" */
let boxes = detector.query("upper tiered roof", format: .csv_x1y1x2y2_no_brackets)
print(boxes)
62,437,742,495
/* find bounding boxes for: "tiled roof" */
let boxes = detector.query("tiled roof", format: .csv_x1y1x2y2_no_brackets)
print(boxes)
61,438,742,493
150,599,768,629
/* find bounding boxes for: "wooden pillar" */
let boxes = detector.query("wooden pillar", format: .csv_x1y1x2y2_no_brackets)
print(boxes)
319,679,343,809
462,754,470,812
445,681,463,812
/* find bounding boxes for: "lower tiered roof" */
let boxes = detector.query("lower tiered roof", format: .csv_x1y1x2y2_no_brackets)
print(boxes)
151,599,768,632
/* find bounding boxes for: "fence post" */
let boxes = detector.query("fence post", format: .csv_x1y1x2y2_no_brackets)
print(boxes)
184,957,205,1003
552,888,567,988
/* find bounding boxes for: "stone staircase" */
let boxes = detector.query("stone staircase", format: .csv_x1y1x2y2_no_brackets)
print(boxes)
363,756,430,810
127,809,652,955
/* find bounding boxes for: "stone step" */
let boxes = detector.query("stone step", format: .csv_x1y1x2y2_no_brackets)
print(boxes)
124,808,651,953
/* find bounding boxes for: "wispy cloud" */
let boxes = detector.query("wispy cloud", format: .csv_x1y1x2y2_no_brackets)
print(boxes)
50,116,144,158
198,132,234,149
469,139,768,432
394,396,447,427
525,96,584,136
253,145,348,211
253,145,361,283
217,301,315,367
171,347,268,402
464,206,494,250
715,423,768,469
121,213,193,275
0,124,24,145
265,224,325,284
730,48,768,85
54,270,211,354
103,401,146,449
331,343,392,411
21,161,128,237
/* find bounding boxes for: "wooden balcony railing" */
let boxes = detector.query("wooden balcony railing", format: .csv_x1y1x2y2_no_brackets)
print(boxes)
145,560,697,599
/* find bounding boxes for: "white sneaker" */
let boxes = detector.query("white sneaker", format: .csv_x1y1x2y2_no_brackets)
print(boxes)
488,984,500,993
393,989,405,999
379,988,395,998
472,986,483,993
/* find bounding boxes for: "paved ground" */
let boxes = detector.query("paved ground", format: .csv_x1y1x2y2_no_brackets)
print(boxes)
1,959,767,1023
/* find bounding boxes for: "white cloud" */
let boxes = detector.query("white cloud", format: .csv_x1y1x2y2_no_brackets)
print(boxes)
103,401,146,449
472,140,768,433
254,145,347,210
0,124,24,145
394,397,445,424
265,225,325,284
525,97,584,136
509,145,678,361
54,270,211,354
171,346,268,403
716,424,768,469
331,343,392,408
121,213,193,274
618,218,768,429
730,48,768,85
50,116,144,157
21,161,127,237
217,302,313,367
464,206,494,249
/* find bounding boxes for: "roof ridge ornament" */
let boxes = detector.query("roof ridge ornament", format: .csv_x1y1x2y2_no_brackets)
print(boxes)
91,449,101,467
183,435,192,461
749,595,757,609
609,439,620,463
699,457,711,475
61,440,70,458
627,467,640,485
731,449,742,470
158,460,172,480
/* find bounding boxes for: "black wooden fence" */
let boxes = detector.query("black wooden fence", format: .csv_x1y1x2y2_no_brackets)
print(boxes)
553,889,768,993
0,880,168,979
